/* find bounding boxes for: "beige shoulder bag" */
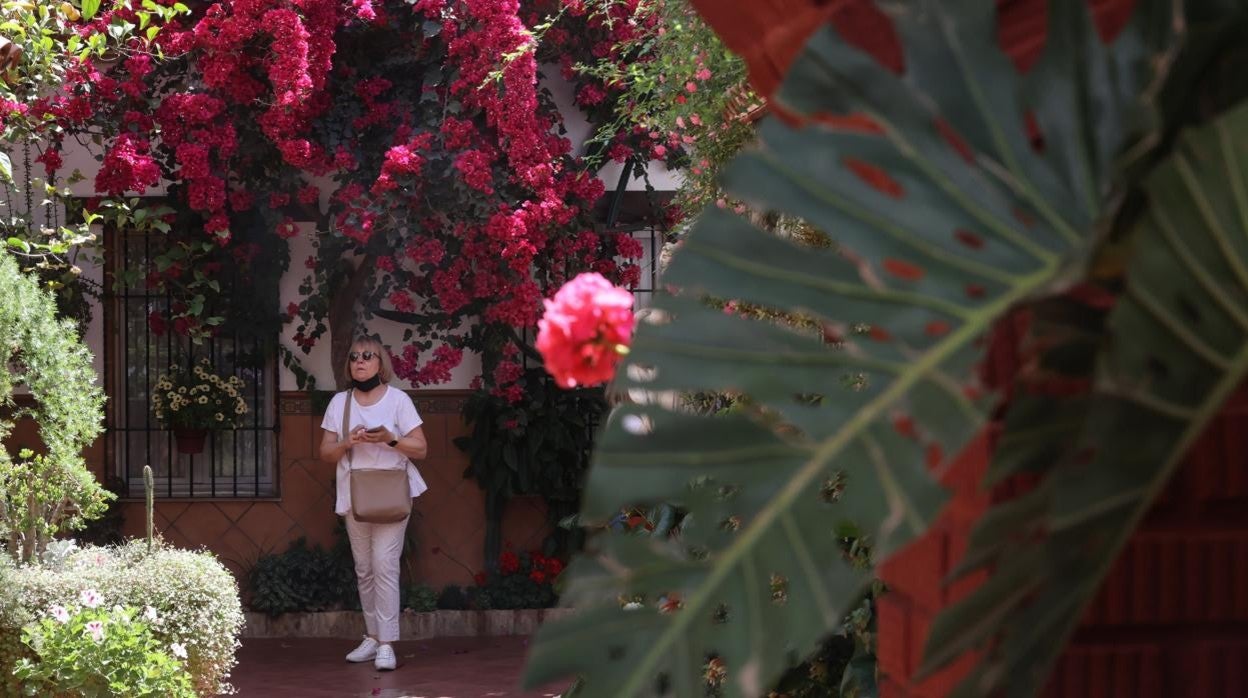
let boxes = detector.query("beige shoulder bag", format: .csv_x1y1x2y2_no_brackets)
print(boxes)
342,389,412,523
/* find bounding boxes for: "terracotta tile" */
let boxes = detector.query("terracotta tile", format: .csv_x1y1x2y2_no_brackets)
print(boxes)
445,412,471,443
294,504,340,550
235,503,298,554
500,497,551,553
169,503,233,549
215,501,254,522
279,414,313,460
119,503,148,539
412,455,459,496
159,525,196,551
221,636,565,697
220,525,263,567
421,413,448,461
278,461,332,516
155,501,190,525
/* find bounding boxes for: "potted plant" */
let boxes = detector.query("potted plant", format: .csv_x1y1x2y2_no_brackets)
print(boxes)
151,359,248,454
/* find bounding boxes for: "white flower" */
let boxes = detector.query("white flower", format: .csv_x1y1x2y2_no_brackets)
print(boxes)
622,602,643,611
170,642,188,659
143,606,158,622
79,589,102,608
48,605,70,624
84,620,105,642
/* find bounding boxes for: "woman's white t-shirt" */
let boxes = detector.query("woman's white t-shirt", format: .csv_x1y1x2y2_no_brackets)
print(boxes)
320,386,429,516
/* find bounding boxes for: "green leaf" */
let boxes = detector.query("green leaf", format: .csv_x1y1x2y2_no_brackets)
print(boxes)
146,25,159,42
6,237,29,253
524,3,1180,696
0,151,11,183
82,0,101,22
928,99,1248,697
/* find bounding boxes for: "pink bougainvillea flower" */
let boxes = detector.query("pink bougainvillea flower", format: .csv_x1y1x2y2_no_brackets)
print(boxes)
536,272,634,389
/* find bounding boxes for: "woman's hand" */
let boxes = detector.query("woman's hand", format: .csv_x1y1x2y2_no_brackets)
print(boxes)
358,426,394,444
320,427,363,464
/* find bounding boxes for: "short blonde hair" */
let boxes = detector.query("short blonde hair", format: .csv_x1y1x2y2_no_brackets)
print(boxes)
343,335,394,384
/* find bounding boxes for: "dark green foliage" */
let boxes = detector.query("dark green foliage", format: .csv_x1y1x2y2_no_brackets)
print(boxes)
402,584,438,612
472,550,561,610
247,537,357,616
456,368,606,564
436,585,468,611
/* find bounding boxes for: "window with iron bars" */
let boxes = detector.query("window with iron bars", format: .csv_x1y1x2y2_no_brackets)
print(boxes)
105,229,278,499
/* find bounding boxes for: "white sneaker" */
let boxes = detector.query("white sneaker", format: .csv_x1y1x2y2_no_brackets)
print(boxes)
345,636,379,663
374,643,396,671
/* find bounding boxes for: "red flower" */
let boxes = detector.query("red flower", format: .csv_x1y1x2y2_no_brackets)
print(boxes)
276,218,300,239
148,311,167,336
536,273,635,389
473,571,487,587
499,551,520,575
529,570,547,584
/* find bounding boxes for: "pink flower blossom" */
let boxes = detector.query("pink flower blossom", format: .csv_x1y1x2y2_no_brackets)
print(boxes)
537,273,635,388
84,620,105,642
276,218,300,239
79,589,102,609
49,605,70,624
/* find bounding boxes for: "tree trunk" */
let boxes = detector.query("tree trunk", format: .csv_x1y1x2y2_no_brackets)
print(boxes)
327,256,375,390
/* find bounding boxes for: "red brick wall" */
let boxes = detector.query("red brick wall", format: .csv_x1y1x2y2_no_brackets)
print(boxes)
878,386,1248,697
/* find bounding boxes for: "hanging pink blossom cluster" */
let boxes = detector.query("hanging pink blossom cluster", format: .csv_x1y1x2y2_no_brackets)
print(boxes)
20,0,653,394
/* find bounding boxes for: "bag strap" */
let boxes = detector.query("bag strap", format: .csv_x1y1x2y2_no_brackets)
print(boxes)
341,388,354,469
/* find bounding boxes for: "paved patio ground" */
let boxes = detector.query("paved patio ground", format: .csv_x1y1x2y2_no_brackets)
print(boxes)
220,637,566,697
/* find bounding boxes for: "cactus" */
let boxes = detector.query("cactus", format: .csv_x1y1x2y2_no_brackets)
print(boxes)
143,464,154,553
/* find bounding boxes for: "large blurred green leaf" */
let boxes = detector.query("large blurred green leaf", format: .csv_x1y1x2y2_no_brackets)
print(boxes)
524,2,1178,696
927,99,1248,698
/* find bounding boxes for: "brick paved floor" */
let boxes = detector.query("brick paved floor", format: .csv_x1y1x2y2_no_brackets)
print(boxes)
220,637,567,698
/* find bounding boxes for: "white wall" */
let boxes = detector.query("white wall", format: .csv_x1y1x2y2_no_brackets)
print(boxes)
20,72,674,393
277,226,483,391
542,64,684,192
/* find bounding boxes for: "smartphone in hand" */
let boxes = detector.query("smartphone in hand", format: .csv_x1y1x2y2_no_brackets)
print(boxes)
365,426,385,433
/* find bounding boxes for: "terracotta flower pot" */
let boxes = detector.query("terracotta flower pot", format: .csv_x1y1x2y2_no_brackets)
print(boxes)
173,428,208,455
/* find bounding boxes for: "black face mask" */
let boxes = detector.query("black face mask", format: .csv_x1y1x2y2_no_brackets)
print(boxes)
352,374,382,392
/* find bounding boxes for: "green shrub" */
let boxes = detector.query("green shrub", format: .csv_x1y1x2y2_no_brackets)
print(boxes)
473,550,560,610
0,250,108,563
436,585,468,610
247,537,357,615
402,584,438,613
0,540,243,697
15,603,195,698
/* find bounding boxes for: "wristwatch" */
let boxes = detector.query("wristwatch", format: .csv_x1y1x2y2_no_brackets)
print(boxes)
388,439,399,448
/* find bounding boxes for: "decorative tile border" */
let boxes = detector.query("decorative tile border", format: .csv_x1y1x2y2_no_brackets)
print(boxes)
242,608,574,639
279,390,469,416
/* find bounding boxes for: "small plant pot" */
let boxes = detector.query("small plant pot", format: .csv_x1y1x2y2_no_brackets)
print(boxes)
174,428,208,455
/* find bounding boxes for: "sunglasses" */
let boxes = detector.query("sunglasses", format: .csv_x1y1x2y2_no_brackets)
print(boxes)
349,351,379,362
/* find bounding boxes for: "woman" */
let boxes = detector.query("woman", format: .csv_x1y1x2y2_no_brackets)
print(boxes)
319,336,428,671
